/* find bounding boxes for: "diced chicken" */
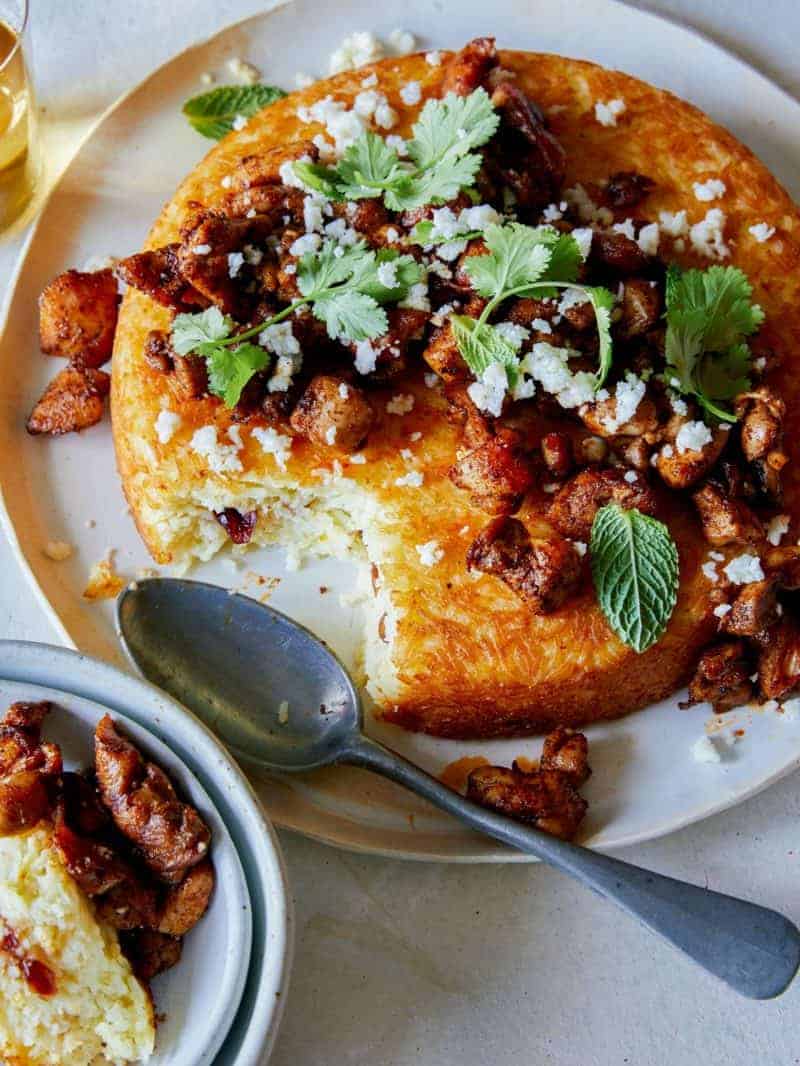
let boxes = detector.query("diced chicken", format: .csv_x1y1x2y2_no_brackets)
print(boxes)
173,354,209,401
0,772,50,834
488,80,566,212
466,763,588,840
450,433,534,514
27,366,110,436
38,268,120,368
763,545,800,590
604,171,655,209
757,617,800,700
692,482,763,546
440,36,498,96
614,437,651,471
115,244,208,311
157,859,215,936
120,929,182,983
722,580,778,637
143,330,174,374
735,387,788,501
618,279,662,338
540,431,573,478
0,702,61,834
348,308,429,382
421,321,470,382
332,198,389,239
445,385,495,449
467,516,582,613
548,467,657,540
229,141,318,191
452,239,489,293
589,231,650,274
685,641,754,712
655,425,729,490
581,393,659,439
290,375,374,452
538,726,591,787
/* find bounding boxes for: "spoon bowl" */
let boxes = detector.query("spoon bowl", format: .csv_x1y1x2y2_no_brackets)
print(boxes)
118,577,800,1000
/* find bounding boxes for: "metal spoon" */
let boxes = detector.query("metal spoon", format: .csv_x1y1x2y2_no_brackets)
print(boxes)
117,577,800,999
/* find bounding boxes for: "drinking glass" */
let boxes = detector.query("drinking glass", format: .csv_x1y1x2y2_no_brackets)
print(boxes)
0,0,38,232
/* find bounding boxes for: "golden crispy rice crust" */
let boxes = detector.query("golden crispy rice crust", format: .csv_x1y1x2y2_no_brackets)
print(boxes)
112,50,800,737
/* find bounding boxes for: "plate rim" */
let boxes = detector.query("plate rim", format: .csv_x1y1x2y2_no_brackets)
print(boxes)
0,640,294,1066
3,0,800,864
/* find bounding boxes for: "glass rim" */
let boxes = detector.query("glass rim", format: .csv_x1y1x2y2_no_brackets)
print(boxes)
0,0,29,77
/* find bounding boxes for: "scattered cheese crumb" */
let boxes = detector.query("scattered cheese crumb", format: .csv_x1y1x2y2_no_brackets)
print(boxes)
190,426,243,475
691,735,722,764
252,426,292,470
658,209,690,239
675,420,713,454
693,178,726,202
329,31,385,74
767,514,790,546
594,98,626,127
749,221,776,243
425,50,442,66
724,553,765,585
227,251,244,278
43,541,73,562
623,470,638,484
637,221,660,256
689,208,729,260
467,362,509,417
324,425,337,446
83,550,126,601
713,603,732,618
424,372,439,388
399,81,422,106
192,243,211,255
349,453,367,464
388,28,416,54
701,561,719,583
386,394,415,415
154,409,181,445
227,57,261,84
354,340,378,375
231,114,249,132
395,470,424,488
573,541,588,557
416,539,445,567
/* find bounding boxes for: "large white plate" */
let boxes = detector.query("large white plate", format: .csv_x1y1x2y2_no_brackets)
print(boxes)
2,0,800,862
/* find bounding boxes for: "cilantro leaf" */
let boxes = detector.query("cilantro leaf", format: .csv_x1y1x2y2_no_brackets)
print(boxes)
384,153,483,211
291,161,344,199
297,240,372,298
313,291,387,341
450,315,520,386
590,504,679,653
462,223,556,299
665,264,763,420
354,249,424,302
172,307,234,355
409,219,483,246
335,132,406,198
584,286,616,389
182,84,287,140
206,342,271,407
407,89,499,170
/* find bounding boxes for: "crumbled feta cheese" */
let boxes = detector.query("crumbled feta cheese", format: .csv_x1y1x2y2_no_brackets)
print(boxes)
713,603,732,618
691,735,722,764
386,393,415,415
294,72,315,89
155,409,181,444
494,322,530,350
594,98,626,127
399,282,431,312
278,154,313,189
338,382,350,399
424,372,439,388
259,322,301,358
573,541,588,557
385,135,408,157
267,354,300,393
324,425,337,446
329,32,384,74
425,50,442,66
522,342,596,410
192,243,211,255
531,318,552,334
658,209,690,238
303,193,327,233
623,470,638,484
399,80,422,106
232,114,249,132
389,28,416,53
557,287,589,314
299,95,370,155
637,222,660,256
190,426,243,475
252,426,292,470
385,226,400,244
606,372,646,432
227,251,245,278
277,700,290,725
693,178,726,202
374,100,398,129
669,393,688,417
349,453,367,464
354,340,378,375
542,201,566,222
724,553,765,585
416,539,445,567
709,551,725,562
676,420,713,454
435,239,468,262
564,184,613,226
749,221,775,243
361,72,378,88
702,562,719,583
767,514,790,546
395,470,424,487
689,208,730,260
289,233,322,257
227,57,260,84
612,218,636,240
571,227,594,260
376,260,399,288
467,362,509,417
660,443,674,459
43,540,73,562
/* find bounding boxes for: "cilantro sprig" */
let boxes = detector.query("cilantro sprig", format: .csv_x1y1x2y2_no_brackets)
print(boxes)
664,264,764,421
172,241,423,406
294,89,500,210
450,222,615,390
182,84,287,140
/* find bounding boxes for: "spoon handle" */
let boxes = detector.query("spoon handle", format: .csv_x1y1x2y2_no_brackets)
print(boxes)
342,734,800,999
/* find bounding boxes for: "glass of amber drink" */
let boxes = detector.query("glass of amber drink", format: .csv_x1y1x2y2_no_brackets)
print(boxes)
0,0,37,232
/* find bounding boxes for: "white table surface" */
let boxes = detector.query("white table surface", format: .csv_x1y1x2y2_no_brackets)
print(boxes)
3,2,800,1063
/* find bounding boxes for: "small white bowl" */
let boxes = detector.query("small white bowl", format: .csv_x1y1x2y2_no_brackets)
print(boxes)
0,641,293,1066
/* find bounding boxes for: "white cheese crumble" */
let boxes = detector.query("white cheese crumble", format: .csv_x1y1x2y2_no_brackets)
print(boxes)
573,541,588,557
289,232,322,257
724,553,765,585
399,282,431,312
232,114,249,131
701,561,719,583
542,201,567,222
192,243,211,255
386,394,415,415
259,322,301,358
531,318,552,334
658,209,690,238
767,515,790,546
227,57,260,84
399,81,422,106
338,382,350,399
564,184,613,226
354,340,378,375
252,426,292,470
522,342,595,410
675,420,713,454
749,221,776,243
385,134,408,157
43,540,74,561
324,425,337,446
155,409,181,444
689,208,730,260
424,372,439,388
376,260,399,288
594,98,626,127
623,470,638,484
604,372,646,433
637,222,660,256
190,426,243,475
395,470,424,488
389,28,416,53
713,603,732,618
328,32,384,74
227,251,244,278
494,322,530,349
349,453,367,465
467,362,509,417
571,226,594,260
612,218,636,240
693,178,726,202
416,539,445,567
691,735,722,764
425,50,442,66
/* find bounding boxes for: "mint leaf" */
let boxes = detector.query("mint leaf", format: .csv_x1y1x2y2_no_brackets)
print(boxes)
451,315,520,386
206,341,271,406
590,504,679,653
313,290,387,341
172,307,234,355
182,84,287,140
665,264,763,420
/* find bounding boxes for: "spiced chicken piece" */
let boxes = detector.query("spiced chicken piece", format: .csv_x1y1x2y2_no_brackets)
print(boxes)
27,365,110,436
440,36,498,96
618,279,662,338
466,516,581,613
735,387,788,501
655,425,730,490
548,467,657,541
121,930,182,983
157,859,215,936
589,231,650,275
143,329,174,374
421,321,470,382
722,580,779,638
758,617,800,701
538,726,591,787
604,171,655,210
580,392,659,439
445,385,495,449
290,375,374,452
0,773,51,835
488,80,566,212
764,545,800,590
692,482,763,546
38,268,120,368
115,244,209,311
0,702,61,834
95,716,211,884
346,307,429,382
450,432,534,514
466,763,588,840
685,641,754,712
